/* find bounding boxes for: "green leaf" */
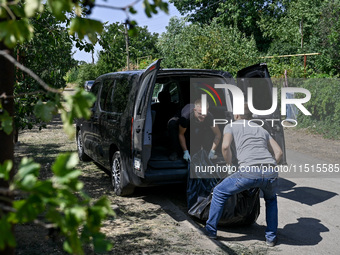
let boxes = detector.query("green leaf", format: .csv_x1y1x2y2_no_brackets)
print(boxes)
20,174,38,190
0,19,33,48
34,100,57,122
61,89,96,137
0,160,13,181
16,158,40,182
25,0,44,17
0,110,13,135
93,233,113,253
0,216,16,249
12,195,44,223
129,6,137,14
52,153,78,177
63,240,73,254
65,206,86,228
32,180,54,197
47,0,73,21
69,17,103,44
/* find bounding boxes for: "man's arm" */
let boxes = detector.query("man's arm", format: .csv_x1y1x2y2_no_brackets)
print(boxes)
268,137,283,163
178,125,187,151
210,126,221,151
221,133,233,165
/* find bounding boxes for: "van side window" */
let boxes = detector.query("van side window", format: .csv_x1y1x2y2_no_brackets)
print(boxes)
90,82,100,97
111,77,132,113
168,83,179,103
100,79,115,111
90,81,101,108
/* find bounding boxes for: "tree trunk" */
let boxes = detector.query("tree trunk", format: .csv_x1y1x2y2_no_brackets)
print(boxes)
0,42,15,255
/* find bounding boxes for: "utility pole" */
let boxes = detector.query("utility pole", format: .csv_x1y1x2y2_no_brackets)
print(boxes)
91,48,94,64
300,17,304,50
124,22,130,70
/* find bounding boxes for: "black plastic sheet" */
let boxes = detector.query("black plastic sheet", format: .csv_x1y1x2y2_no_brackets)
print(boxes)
187,149,260,226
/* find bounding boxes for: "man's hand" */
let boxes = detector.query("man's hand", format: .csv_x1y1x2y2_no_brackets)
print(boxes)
208,149,217,160
183,150,191,161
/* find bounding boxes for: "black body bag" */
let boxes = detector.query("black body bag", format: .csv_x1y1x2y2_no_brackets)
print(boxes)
187,149,260,226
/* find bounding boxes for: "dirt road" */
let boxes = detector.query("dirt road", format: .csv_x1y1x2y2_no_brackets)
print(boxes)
14,119,340,254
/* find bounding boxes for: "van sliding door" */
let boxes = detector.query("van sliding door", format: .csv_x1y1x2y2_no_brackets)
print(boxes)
132,59,162,177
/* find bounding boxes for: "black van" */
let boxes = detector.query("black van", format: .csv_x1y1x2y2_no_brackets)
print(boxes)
76,59,286,196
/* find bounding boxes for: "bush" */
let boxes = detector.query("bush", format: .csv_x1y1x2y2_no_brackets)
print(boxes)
76,64,98,88
65,67,79,83
297,78,340,139
157,18,260,75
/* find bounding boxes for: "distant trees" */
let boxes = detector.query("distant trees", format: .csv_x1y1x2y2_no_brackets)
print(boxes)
69,22,160,87
15,9,76,132
157,17,259,75
96,22,160,73
168,0,340,76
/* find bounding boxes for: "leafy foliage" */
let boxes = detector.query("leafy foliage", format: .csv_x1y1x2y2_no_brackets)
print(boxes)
14,8,76,131
157,18,259,75
0,154,114,254
96,22,160,74
76,63,97,89
169,0,288,52
297,78,340,139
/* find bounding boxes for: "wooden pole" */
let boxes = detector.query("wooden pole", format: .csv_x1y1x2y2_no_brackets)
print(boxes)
124,23,129,70
260,52,321,59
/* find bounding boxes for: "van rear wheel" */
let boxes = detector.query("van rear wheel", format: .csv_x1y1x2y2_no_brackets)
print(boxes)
111,152,135,196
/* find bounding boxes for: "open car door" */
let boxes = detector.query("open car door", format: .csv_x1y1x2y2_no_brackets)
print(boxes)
132,59,162,177
237,63,287,164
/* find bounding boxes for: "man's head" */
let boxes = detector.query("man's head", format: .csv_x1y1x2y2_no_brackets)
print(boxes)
158,90,171,104
234,103,252,120
194,98,209,122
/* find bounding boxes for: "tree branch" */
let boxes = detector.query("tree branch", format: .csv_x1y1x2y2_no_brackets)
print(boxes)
0,50,62,94
33,219,57,229
0,188,20,197
0,203,16,213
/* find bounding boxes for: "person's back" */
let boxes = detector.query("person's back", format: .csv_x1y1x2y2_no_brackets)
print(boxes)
224,120,277,175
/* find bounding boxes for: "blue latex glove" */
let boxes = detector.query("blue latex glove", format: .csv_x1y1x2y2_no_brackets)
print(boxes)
183,150,191,161
208,149,217,160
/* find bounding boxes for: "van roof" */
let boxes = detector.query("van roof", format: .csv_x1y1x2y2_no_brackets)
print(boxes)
96,68,233,80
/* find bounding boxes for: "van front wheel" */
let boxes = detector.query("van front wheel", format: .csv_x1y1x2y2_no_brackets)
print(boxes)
77,130,91,161
111,152,135,196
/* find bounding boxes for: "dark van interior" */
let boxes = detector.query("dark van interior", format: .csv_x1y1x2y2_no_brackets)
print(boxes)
147,74,231,179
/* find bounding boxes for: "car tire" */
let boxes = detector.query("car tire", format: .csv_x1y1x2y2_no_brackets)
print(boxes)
77,130,91,161
111,151,135,196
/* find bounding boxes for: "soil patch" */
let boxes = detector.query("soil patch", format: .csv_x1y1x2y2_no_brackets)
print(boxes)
284,127,340,164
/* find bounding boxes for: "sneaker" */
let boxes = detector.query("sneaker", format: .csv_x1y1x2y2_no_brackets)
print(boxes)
169,152,178,161
200,227,217,240
266,238,277,247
